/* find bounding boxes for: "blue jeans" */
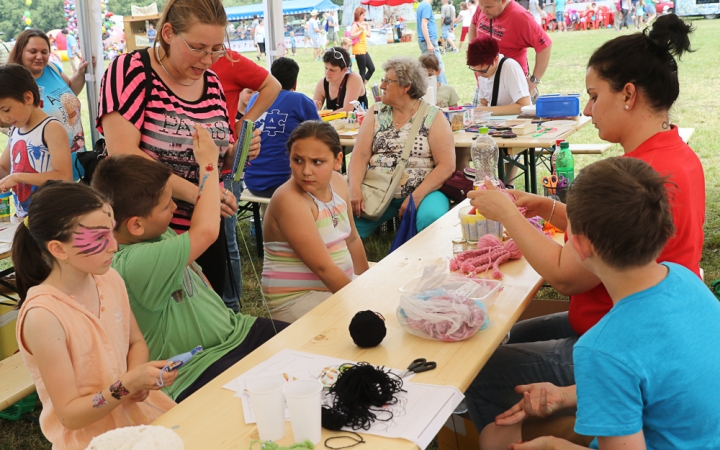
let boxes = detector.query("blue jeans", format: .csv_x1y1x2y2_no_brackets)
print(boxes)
354,190,450,239
441,23,452,39
465,312,578,430
222,178,243,313
418,40,448,84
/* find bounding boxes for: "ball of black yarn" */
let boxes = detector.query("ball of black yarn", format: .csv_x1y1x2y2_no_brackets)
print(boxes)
349,310,387,348
321,363,405,431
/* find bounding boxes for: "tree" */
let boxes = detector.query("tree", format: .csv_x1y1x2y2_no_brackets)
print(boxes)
0,0,67,40
105,0,166,16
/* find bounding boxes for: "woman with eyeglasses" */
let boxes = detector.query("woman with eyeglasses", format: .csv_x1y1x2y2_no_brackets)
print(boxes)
313,46,368,112
468,36,531,116
97,0,241,298
348,57,455,239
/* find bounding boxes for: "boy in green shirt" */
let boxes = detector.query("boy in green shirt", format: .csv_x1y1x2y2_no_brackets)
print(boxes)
92,125,287,401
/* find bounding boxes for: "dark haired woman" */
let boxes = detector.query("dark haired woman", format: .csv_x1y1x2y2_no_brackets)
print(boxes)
462,14,705,446
261,121,368,323
312,46,368,112
12,182,176,449
9,29,89,152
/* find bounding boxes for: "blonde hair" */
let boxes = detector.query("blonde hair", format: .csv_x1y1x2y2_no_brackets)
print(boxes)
340,37,352,47
156,0,228,57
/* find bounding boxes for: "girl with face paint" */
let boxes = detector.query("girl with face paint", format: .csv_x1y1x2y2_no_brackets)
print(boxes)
11,181,177,450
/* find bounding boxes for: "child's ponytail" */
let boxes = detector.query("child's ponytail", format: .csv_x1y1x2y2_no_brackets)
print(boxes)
12,221,52,305
11,181,108,308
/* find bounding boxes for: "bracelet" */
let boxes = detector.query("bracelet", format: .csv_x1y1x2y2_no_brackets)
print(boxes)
548,199,557,225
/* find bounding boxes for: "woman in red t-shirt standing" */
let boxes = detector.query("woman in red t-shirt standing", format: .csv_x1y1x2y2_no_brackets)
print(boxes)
463,14,703,445
98,0,240,297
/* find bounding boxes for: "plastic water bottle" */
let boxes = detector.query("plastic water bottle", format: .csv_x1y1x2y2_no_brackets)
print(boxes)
550,139,564,175
555,141,575,184
471,127,500,187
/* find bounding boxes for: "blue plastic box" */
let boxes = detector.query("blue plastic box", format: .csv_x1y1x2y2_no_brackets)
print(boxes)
536,94,581,118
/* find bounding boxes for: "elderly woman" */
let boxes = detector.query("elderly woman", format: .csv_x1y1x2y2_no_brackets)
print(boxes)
313,46,368,112
348,57,455,239
9,29,89,152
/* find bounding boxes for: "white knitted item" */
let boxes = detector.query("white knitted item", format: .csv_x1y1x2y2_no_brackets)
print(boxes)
86,425,184,450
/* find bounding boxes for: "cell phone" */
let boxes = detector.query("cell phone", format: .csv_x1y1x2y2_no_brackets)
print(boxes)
162,346,203,372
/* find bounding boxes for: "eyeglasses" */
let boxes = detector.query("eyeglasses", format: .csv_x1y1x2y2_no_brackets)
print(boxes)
468,65,491,74
176,31,227,59
324,48,347,68
380,77,399,84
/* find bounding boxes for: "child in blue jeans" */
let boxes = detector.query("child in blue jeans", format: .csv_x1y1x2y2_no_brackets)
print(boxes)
488,157,720,450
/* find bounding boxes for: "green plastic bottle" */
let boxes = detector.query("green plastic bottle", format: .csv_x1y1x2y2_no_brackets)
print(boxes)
555,142,574,185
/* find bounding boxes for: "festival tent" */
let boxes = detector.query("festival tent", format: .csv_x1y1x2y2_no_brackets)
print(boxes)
361,0,413,6
225,0,340,21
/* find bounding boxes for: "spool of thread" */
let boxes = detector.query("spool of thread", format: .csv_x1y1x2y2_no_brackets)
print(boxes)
349,311,387,348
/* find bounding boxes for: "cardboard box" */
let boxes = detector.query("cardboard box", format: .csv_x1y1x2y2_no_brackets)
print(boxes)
0,303,19,360
437,414,481,450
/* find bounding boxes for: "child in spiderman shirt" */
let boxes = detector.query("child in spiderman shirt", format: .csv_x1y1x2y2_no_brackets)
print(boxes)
0,64,72,217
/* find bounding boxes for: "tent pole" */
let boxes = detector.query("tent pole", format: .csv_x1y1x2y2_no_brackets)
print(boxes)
75,0,102,148
264,0,285,66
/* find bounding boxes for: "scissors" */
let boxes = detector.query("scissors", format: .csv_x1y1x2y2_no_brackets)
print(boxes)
557,175,570,188
542,175,558,188
400,358,437,378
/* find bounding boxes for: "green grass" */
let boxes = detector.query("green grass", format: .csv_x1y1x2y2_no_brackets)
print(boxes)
2,18,720,448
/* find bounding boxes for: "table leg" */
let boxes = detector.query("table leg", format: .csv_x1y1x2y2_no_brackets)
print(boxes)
529,147,538,194
523,151,530,190
497,150,506,185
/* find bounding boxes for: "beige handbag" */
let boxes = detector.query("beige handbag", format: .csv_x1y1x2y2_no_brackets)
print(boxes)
360,101,428,221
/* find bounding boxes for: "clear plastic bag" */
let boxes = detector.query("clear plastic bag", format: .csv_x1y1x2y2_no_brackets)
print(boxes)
397,289,488,342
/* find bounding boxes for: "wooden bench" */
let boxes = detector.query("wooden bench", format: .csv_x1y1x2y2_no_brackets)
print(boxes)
237,191,270,259
539,143,613,155
0,352,34,412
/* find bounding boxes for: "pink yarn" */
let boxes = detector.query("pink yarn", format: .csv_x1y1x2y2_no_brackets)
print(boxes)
450,235,522,279
405,294,486,341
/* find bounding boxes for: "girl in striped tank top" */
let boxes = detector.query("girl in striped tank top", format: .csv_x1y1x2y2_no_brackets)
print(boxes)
261,121,369,323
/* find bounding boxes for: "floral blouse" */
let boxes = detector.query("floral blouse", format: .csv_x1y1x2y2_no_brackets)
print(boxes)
368,101,440,198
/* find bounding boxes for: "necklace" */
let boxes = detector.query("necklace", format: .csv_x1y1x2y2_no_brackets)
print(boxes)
154,44,196,87
392,99,420,128
313,184,339,228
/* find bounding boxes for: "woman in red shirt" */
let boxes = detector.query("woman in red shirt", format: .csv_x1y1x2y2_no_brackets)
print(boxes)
464,14,703,446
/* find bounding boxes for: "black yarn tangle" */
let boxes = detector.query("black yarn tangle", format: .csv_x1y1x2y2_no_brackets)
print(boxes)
349,310,387,348
321,362,405,431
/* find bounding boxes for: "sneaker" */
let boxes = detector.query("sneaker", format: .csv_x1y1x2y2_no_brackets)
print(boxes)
453,48,460,53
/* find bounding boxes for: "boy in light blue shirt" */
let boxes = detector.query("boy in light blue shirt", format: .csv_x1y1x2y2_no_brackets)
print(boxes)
506,157,720,449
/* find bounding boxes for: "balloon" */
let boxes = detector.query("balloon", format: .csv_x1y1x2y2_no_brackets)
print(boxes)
24,11,31,17
26,0,32,5
25,18,32,25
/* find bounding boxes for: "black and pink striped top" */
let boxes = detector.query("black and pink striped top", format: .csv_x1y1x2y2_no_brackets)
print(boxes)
97,50,233,231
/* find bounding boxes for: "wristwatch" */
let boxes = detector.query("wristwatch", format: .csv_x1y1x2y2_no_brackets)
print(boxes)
529,75,541,84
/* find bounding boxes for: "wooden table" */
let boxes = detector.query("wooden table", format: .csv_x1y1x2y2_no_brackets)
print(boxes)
339,116,592,194
153,200,562,449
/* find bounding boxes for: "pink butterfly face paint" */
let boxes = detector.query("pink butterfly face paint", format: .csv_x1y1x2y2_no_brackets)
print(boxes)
73,220,116,256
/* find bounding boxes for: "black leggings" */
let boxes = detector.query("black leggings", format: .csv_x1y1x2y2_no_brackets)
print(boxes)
174,318,290,402
355,53,375,82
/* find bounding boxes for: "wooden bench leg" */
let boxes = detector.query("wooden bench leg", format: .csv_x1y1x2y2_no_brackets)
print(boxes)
252,203,263,259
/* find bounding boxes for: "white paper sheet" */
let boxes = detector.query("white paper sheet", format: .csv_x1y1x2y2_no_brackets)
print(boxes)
223,349,463,449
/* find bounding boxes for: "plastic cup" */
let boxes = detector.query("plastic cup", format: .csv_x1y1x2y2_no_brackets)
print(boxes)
246,376,286,442
283,379,323,444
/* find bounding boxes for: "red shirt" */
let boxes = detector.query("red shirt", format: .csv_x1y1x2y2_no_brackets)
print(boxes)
471,0,551,75
568,126,706,336
211,50,268,139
